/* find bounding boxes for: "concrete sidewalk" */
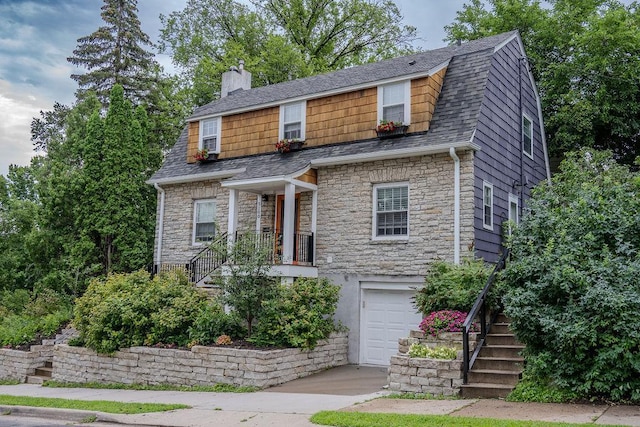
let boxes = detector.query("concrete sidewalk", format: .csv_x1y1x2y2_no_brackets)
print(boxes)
1,374,640,426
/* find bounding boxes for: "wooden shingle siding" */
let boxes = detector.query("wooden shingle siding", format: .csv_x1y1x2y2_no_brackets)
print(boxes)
295,169,318,185
472,38,548,262
306,88,378,145
220,107,279,159
186,121,199,163
411,67,447,130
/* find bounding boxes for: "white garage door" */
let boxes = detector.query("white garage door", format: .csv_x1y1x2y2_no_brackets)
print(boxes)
361,288,424,365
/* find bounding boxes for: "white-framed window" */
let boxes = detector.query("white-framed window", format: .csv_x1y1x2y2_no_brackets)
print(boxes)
373,183,409,239
377,81,411,124
508,193,519,235
199,117,221,154
483,181,493,230
279,101,306,141
522,113,533,158
193,199,216,245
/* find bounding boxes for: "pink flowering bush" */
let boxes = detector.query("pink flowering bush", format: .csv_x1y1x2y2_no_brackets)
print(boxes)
419,310,477,337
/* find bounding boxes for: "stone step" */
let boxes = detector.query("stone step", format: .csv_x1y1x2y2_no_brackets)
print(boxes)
490,322,513,335
478,344,524,358
494,313,510,324
26,375,47,385
460,382,515,399
34,366,53,377
473,356,524,371
484,334,520,346
467,369,521,386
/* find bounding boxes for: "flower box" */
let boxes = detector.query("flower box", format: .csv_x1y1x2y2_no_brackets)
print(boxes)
195,149,218,163
376,124,409,139
197,153,218,163
275,140,305,153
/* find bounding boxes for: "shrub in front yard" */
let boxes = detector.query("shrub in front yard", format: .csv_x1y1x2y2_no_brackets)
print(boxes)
413,258,493,316
251,277,341,349
419,310,475,337
407,343,457,359
74,270,209,353
187,300,247,345
503,150,640,402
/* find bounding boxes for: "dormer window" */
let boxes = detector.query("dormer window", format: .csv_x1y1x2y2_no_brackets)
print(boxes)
200,117,221,154
280,101,306,141
378,81,411,124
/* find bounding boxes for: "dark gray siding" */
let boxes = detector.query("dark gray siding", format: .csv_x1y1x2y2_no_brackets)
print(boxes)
472,38,549,262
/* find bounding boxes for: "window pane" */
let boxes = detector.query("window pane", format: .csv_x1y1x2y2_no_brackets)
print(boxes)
509,201,518,223
202,137,217,151
195,222,215,242
284,123,301,140
523,116,532,155
375,185,408,236
284,103,301,123
383,83,404,105
196,201,216,222
383,105,404,123
202,119,217,137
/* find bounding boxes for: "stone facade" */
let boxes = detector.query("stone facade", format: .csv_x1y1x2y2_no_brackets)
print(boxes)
52,333,348,388
388,331,476,395
315,152,474,276
0,345,54,382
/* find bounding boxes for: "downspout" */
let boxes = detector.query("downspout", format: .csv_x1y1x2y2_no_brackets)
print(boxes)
449,147,460,265
154,183,166,268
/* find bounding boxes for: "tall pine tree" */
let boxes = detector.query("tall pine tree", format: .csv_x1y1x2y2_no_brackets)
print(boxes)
67,0,157,105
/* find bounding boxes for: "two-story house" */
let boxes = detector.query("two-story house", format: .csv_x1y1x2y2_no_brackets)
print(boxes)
148,31,551,366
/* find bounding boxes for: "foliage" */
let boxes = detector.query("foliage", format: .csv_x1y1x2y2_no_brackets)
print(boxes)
43,381,258,393
407,343,457,360
0,289,72,348
419,310,475,337
187,300,247,345
506,372,579,403
73,270,209,353
503,149,640,402
445,1,640,164
414,258,492,316
251,277,340,349
159,0,417,107
212,233,280,336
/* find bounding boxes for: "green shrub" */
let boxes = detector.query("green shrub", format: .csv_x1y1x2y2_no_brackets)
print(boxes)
188,300,247,345
414,258,493,316
74,270,209,353
407,343,457,359
0,289,30,314
504,150,640,402
251,277,340,349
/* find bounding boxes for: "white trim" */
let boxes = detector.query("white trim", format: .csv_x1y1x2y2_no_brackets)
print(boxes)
482,181,494,231
509,192,519,221
199,117,221,154
147,169,245,185
311,141,481,167
372,182,410,241
255,194,262,233
522,113,533,159
153,183,165,265
192,198,217,246
449,148,460,265
377,80,411,125
279,101,306,141
493,32,519,53
188,62,451,122
227,189,239,245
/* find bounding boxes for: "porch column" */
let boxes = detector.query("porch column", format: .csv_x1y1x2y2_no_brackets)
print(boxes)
311,189,318,266
227,188,239,245
282,182,296,264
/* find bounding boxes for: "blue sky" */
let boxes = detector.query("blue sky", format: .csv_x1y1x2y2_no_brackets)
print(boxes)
0,0,466,176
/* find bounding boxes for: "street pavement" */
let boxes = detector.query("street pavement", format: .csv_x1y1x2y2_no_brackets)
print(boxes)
0,365,639,426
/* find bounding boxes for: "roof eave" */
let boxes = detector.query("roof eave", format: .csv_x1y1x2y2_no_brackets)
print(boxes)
147,168,246,186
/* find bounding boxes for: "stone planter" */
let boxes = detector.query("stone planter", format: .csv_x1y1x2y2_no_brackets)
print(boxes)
376,125,409,139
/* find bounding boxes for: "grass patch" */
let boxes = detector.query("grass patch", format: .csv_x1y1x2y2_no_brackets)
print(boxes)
310,411,617,427
0,380,20,385
43,380,258,393
0,394,188,414
383,392,459,400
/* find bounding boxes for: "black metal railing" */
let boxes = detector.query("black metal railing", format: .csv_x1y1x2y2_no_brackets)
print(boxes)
188,232,228,284
462,249,510,383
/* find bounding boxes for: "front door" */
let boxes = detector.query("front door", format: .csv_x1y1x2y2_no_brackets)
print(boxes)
275,194,300,263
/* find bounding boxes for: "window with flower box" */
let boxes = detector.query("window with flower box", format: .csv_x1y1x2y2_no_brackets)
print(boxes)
373,183,409,239
199,117,221,154
378,81,411,125
193,199,216,244
279,101,306,141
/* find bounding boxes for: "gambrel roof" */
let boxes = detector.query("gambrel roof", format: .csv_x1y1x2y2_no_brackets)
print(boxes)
149,31,519,185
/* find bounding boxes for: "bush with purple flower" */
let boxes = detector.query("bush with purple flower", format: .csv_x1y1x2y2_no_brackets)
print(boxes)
419,310,477,337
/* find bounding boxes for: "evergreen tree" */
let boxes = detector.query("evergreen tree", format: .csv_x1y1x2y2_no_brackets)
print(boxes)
67,0,157,106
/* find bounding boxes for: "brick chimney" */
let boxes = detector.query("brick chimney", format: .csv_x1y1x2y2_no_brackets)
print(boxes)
221,60,251,97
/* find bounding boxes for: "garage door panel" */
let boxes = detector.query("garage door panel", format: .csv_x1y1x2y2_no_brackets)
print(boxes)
362,288,423,365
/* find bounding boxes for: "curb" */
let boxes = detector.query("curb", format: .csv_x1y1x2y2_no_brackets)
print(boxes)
0,405,160,425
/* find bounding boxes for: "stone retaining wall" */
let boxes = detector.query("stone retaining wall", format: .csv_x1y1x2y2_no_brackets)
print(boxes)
52,332,348,388
388,331,477,396
0,345,54,382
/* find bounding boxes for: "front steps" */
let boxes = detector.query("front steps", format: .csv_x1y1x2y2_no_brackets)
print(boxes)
26,361,52,384
460,314,524,398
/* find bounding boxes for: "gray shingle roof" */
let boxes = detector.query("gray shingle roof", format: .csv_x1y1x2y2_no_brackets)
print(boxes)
149,31,518,185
